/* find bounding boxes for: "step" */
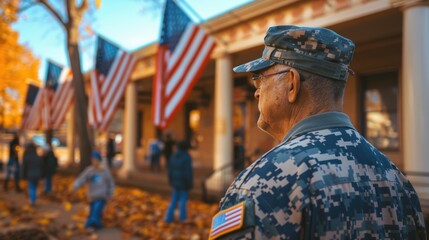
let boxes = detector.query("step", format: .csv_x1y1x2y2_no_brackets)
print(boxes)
58,164,213,201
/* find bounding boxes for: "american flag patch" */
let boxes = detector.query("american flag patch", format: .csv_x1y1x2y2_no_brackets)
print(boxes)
209,202,244,239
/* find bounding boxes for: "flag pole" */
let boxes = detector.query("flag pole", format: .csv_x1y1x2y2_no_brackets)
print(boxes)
174,0,205,26
174,0,228,46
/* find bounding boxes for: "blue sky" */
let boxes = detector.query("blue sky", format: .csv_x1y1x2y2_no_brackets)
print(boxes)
13,0,253,80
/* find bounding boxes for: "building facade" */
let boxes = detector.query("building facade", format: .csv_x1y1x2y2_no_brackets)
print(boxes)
73,0,429,197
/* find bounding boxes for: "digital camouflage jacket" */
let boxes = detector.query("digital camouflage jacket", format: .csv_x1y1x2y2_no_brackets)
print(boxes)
210,112,426,240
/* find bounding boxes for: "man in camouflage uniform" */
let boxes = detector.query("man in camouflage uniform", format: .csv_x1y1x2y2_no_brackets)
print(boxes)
209,25,426,239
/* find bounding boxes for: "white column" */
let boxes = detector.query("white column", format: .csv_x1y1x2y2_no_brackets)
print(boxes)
210,53,234,191
66,105,75,166
119,81,137,178
402,2,429,197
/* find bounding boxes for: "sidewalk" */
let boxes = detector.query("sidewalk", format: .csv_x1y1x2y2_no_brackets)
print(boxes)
0,175,217,240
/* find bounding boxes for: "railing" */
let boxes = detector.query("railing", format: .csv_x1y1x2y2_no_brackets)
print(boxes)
403,171,429,211
201,163,232,203
403,171,429,190
201,156,253,203
404,171,429,177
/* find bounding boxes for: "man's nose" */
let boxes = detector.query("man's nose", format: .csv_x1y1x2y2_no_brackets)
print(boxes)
254,89,260,99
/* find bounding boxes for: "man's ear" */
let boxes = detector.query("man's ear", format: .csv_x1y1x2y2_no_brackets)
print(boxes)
287,68,301,103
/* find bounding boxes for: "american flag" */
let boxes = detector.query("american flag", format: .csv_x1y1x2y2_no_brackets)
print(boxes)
45,61,62,90
152,0,216,129
41,62,62,130
23,87,44,130
22,61,61,131
50,68,74,129
209,202,244,239
22,62,74,130
90,37,136,131
21,84,39,130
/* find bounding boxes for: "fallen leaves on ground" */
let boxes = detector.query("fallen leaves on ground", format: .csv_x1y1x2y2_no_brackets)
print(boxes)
0,199,59,238
1,175,219,239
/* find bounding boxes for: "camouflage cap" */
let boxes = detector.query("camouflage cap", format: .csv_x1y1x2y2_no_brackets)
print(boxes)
233,25,355,81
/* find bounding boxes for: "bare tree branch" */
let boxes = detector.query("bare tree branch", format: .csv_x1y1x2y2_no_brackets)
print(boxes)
36,0,66,28
65,0,72,28
77,0,89,13
18,0,38,13
67,0,88,43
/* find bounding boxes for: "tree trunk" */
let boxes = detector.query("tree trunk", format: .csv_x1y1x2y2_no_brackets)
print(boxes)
68,41,92,171
33,0,92,171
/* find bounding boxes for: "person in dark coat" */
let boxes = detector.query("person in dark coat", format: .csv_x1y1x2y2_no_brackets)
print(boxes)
106,136,115,168
3,132,22,192
22,142,43,205
42,145,58,194
165,140,193,223
163,133,175,168
233,135,245,172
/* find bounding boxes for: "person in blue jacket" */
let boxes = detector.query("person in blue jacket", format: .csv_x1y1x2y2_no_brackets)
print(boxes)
165,140,193,223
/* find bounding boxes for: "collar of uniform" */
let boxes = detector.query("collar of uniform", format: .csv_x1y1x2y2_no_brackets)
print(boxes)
281,112,355,143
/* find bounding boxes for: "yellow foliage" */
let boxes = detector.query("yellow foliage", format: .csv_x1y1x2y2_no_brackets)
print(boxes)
64,201,72,211
95,0,102,9
65,230,73,237
72,214,84,221
38,218,51,226
0,0,40,129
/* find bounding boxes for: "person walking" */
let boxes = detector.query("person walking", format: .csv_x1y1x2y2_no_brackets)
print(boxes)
22,142,42,206
210,25,426,239
3,133,23,192
165,140,193,223
41,145,58,194
73,151,115,232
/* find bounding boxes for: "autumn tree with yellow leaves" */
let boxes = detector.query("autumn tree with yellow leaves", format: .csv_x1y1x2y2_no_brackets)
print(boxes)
0,0,40,129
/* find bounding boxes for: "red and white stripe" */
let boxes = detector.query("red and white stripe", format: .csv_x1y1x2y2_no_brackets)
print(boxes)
51,69,74,129
152,46,168,128
90,51,136,131
24,88,44,130
21,104,33,130
41,87,54,130
153,23,215,129
210,204,243,238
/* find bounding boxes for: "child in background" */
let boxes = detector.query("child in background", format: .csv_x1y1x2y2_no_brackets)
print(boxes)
73,151,115,232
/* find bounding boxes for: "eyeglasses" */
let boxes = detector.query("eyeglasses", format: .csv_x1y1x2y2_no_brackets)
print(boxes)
252,70,290,89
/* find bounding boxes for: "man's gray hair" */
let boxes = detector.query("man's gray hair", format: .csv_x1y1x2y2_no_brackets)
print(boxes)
299,70,346,104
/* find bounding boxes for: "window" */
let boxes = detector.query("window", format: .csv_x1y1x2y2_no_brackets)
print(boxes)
362,72,399,150
189,109,200,131
185,102,199,148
